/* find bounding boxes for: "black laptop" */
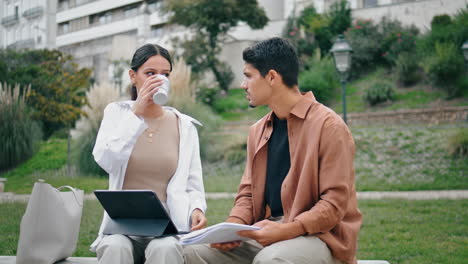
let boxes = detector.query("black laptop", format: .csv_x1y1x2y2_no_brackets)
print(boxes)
94,190,189,237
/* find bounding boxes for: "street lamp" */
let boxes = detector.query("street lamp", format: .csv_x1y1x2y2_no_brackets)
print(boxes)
462,40,468,69
330,34,353,124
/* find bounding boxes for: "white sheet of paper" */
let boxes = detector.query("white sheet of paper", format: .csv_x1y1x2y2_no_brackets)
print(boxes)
179,222,261,245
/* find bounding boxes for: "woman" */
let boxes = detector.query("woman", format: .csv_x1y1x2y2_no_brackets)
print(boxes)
90,44,207,264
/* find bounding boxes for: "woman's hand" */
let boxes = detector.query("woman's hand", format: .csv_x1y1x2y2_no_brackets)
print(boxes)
132,75,164,117
190,209,207,231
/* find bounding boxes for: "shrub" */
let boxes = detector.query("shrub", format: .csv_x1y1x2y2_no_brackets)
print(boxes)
0,83,42,171
196,85,218,107
299,56,339,105
363,82,395,106
71,82,121,176
424,42,465,97
345,19,383,77
447,128,468,157
395,52,422,86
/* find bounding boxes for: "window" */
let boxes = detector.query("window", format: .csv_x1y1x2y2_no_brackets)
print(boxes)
59,22,70,34
151,24,165,38
58,0,69,11
124,5,138,18
364,0,378,7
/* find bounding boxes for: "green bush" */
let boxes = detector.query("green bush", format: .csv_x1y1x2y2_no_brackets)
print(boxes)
299,56,339,105
425,42,465,97
447,128,468,157
196,85,218,107
345,19,383,77
72,126,106,176
395,52,422,86
363,82,395,106
212,89,248,113
0,83,42,171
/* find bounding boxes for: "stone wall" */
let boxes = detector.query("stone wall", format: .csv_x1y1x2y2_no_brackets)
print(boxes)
347,106,468,126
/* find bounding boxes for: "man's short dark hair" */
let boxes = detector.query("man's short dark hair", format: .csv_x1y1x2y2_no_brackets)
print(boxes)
242,37,299,88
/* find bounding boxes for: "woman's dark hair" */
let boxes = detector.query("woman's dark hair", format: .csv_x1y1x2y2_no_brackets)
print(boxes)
242,37,299,88
130,44,172,100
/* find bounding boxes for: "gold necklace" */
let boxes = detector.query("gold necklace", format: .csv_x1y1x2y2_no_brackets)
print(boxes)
144,111,166,143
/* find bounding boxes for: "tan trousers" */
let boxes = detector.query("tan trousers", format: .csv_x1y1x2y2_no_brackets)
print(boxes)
183,235,343,264
96,234,183,264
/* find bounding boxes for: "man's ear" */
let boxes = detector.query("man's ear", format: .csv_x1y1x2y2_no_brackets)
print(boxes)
267,69,281,87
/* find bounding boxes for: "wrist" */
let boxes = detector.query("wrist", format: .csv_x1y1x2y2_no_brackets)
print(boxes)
281,221,307,240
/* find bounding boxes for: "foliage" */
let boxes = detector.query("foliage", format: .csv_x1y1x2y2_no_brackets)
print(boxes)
166,0,268,91
71,82,121,176
196,85,219,106
284,1,351,62
344,19,383,76
424,42,465,97
363,81,395,106
0,83,42,172
395,52,422,86
299,55,339,105
0,49,92,138
447,128,468,158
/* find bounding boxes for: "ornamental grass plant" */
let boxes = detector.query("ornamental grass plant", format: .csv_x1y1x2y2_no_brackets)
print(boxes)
0,83,42,172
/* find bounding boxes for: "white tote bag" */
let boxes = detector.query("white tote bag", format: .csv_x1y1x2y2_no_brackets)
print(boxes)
16,179,84,264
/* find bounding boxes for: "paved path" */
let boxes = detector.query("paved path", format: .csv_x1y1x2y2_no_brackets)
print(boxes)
1,190,468,203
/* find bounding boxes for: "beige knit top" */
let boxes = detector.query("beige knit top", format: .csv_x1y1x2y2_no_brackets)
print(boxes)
123,110,179,202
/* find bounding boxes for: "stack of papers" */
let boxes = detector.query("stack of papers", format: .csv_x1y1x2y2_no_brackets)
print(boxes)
179,222,261,245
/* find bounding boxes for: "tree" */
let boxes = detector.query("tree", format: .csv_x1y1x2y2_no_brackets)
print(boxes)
166,0,268,91
0,49,91,138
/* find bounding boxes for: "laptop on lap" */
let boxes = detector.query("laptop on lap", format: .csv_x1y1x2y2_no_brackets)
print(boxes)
94,190,188,237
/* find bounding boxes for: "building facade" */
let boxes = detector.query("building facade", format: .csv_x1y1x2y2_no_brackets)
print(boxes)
1,0,56,50
1,0,466,89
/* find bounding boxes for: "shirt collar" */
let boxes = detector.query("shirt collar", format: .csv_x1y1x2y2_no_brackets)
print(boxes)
265,91,317,126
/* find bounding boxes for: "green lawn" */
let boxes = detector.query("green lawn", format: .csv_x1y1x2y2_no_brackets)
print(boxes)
2,124,467,194
1,199,467,264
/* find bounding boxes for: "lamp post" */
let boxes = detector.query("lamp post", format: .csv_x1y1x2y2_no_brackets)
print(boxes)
330,34,353,124
462,40,468,70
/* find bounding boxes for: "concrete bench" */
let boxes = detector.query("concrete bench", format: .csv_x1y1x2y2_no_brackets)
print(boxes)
0,256,390,264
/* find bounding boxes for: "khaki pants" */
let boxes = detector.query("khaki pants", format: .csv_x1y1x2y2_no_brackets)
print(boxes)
183,235,343,264
96,234,183,264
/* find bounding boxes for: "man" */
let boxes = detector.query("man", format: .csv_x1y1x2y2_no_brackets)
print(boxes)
184,37,362,264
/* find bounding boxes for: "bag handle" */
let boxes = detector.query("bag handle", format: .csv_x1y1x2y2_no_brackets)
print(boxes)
57,185,83,207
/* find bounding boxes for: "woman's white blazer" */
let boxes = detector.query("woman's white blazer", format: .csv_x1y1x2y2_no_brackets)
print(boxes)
90,101,206,251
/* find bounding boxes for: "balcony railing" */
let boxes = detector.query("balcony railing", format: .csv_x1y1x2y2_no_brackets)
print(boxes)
1,14,19,27
23,6,44,19
7,38,35,50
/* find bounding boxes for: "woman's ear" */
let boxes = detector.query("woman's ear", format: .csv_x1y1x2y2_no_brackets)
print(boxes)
129,69,136,85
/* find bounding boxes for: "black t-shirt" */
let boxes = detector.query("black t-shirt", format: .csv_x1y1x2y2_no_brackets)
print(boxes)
265,114,291,217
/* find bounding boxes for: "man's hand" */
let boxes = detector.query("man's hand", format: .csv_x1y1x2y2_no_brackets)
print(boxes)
237,220,306,247
210,217,246,251
190,209,207,231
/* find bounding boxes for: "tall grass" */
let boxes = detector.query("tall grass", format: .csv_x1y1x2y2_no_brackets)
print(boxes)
0,83,42,172
168,58,223,161
71,82,121,176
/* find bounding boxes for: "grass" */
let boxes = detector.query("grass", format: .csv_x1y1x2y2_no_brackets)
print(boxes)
1,199,467,263
214,88,270,121
327,68,467,114
352,125,468,191
1,138,107,194
2,124,467,194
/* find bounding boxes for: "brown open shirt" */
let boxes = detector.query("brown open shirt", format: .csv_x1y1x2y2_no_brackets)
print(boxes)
229,92,362,264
